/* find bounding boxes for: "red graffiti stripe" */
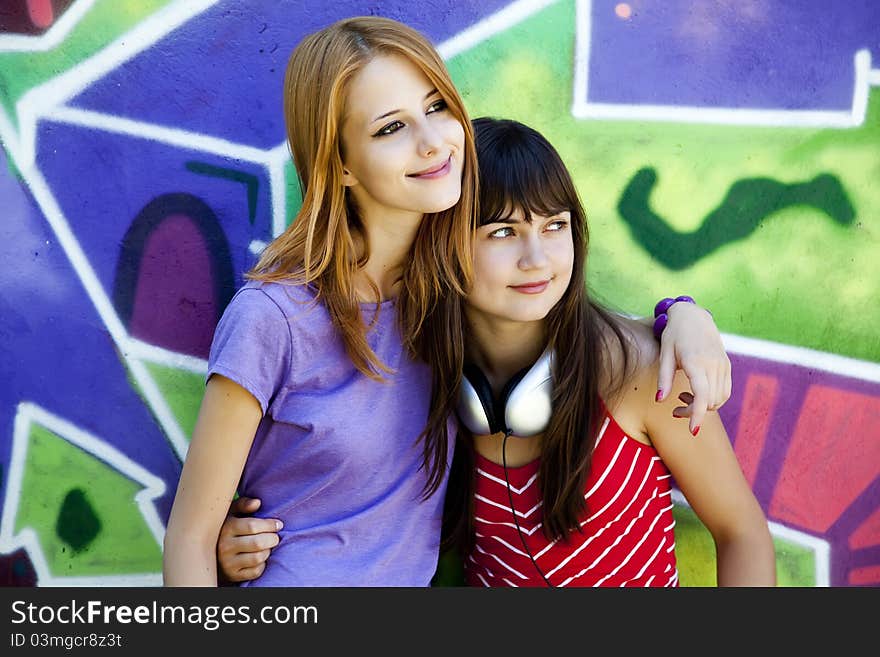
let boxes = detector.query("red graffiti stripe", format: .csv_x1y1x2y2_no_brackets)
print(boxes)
848,565,880,586
27,0,54,29
771,386,880,533
849,504,880,550
733,373,778,486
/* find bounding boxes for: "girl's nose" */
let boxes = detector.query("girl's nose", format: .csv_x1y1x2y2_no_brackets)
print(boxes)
519,233,549,270
418,122,443,159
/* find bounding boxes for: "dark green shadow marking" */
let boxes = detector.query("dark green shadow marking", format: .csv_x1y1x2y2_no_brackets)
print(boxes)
56,488,101,553
618,168,856,270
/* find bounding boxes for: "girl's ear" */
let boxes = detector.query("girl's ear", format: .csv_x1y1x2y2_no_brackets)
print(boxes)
341,166,359,188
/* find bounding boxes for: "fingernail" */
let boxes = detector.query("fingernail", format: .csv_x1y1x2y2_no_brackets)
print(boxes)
691,426,700,437
275,520,284,530
656,389,664,402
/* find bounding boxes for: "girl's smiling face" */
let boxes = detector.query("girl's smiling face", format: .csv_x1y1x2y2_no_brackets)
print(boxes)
466,208,574,327
339,53,466,223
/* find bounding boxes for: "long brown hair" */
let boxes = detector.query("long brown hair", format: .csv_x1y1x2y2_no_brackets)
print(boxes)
443,118,635,552
248,17,478,496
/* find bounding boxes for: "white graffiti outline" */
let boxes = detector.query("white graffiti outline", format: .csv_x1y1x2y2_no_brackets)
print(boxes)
0,402,165,586
436,0,560,60
126,338,207,376
722,333,880,384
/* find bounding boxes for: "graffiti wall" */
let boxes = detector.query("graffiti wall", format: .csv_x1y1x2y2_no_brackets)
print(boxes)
0,0,877,587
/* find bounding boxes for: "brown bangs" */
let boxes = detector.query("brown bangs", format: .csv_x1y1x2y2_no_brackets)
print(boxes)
473,117,579,227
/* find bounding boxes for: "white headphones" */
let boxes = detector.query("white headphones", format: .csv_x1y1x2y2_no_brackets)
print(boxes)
456,347,554,437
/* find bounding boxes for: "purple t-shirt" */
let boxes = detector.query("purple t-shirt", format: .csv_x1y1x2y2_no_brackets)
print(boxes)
206,280,454,586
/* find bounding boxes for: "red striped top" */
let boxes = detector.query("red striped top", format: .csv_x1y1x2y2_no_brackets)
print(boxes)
465,411,679,587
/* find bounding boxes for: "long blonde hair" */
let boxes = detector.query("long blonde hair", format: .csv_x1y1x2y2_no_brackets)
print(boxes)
249,17,478,495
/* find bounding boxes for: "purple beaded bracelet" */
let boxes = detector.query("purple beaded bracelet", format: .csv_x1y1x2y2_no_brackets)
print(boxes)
653,295,696,341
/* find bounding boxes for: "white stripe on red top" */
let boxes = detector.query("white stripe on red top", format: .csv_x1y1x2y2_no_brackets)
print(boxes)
465,409,679,587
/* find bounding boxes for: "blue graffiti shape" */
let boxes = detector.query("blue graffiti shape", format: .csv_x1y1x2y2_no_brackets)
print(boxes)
185,161,261,226
56,488,100,553
618,168,855,270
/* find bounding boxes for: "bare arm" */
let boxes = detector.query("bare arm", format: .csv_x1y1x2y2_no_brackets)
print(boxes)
163,375,263,586
642,366,775,586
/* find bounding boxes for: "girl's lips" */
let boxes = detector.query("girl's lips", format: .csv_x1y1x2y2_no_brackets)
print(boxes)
408,156,451,179
509,280,550,294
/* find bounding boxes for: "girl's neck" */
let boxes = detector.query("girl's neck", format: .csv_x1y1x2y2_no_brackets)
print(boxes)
465,314,547,393
354,208,423,301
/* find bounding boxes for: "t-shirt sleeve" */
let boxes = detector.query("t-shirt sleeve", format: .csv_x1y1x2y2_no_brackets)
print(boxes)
206,287,292,416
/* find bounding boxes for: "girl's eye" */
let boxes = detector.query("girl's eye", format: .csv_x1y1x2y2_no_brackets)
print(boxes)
488,226,514,239
373,100,446,137
546,219,569,232
427,99,447,114
374,120,405,137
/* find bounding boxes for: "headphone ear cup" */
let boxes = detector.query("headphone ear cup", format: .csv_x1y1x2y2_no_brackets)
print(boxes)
457,362,500,435
504,348,554,437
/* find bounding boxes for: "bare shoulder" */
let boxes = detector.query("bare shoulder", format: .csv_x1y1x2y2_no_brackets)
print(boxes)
599,314,662,442
600,315,658,399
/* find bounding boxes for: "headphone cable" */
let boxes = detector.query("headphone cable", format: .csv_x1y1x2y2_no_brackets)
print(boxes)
502,430,553,587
